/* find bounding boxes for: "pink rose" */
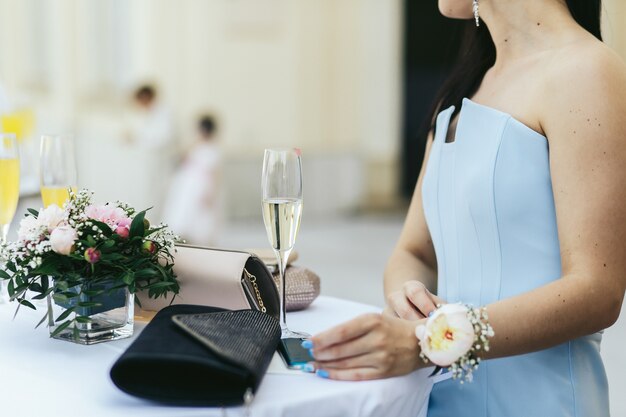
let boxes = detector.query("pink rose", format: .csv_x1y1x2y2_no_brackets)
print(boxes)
84,247,101,264
117,217,131,228
115,226,129,239
85,204,131,230
49,226,78,255
415,304,475,367
108,207,130,225
85,204,108,226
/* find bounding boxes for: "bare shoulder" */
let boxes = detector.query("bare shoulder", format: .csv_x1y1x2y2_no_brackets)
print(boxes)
539,38,626,142
544,38,626,90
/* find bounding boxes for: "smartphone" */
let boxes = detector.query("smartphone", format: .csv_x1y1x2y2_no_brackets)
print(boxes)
278,337,314,369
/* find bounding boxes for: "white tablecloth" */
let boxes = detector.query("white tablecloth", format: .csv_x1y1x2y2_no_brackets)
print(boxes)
0,296,432,417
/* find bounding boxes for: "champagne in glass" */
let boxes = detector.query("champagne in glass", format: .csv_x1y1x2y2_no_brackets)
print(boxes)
0,133,20,303
40,134,78,208
262,198,303,254
261,148,307,338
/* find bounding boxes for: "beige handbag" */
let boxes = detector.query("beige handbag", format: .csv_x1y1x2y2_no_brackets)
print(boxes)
136,245,280,319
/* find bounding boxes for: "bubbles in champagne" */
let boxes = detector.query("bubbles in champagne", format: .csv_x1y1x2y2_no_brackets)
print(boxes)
262,198,303,252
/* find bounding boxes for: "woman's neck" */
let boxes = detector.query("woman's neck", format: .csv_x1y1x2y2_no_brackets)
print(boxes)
480,0,587,68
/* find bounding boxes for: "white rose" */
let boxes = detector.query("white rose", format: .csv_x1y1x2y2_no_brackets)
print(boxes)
18,216,42,242
415,303,475,367
49,226,78,255
38,205,66,232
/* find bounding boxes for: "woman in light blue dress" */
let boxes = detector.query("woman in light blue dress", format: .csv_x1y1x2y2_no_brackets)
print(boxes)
305,0,626,415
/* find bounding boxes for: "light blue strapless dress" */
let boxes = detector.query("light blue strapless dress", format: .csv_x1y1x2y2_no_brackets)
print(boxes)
422,99,610,417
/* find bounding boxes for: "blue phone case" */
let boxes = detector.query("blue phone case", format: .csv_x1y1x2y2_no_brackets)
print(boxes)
278,338,313,368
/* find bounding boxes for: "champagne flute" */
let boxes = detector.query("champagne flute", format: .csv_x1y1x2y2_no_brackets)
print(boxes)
40,134,78,208
0,133,20,303
261,148,308,338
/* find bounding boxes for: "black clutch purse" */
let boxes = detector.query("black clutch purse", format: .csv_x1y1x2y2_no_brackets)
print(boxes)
110,304,281,406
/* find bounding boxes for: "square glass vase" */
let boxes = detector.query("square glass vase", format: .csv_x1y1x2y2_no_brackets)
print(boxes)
47,281,134,345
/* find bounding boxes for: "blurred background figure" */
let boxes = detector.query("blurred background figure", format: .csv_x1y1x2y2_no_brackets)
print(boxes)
125,84,175,220
163,114,222,245
127,85,173,151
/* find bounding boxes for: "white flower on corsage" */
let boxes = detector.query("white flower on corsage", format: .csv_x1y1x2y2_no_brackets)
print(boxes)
415,304,475,366
415,303,494,382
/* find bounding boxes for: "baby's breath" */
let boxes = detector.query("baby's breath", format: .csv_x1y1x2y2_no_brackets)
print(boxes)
115,200,136,217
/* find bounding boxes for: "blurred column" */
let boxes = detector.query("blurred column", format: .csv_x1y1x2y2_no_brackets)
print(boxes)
128,0,155,83
47,0,77,131
603,0,626,60
359,0,402,160
0,1,30,94
359,0,403,209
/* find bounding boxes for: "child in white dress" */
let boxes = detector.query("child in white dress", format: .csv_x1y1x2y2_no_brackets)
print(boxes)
163,115,222,245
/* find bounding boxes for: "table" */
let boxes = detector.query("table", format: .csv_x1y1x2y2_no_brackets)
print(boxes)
0,296,433,417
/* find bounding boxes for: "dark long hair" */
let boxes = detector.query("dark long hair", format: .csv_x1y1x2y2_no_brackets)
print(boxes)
426,0,603,134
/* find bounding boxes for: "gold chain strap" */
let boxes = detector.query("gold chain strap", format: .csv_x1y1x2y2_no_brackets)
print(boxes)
243,268,266,314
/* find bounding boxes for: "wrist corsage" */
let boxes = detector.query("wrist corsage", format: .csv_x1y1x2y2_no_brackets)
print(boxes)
415,303,494,383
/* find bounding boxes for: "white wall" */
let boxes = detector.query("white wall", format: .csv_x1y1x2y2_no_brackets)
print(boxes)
1,0,624,218
604,0,626,60
0,0,403,218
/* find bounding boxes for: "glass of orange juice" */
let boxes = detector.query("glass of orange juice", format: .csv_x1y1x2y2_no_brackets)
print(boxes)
0,133,19,241
0,133,19,303
1,109,35,142
40,134,77,208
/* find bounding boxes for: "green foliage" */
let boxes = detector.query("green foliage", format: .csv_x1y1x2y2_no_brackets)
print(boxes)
129,211,146,239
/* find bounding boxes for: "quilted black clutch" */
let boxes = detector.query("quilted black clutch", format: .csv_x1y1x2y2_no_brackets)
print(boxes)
110,304,281,406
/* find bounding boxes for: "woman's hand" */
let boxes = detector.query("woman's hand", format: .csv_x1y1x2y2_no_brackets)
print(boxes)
386,280,445,320
305,313,425,381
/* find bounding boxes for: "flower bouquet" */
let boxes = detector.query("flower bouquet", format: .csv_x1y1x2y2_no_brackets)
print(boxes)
0,189,181,344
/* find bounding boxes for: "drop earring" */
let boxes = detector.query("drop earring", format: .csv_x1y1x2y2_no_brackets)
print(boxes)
473,0,480,27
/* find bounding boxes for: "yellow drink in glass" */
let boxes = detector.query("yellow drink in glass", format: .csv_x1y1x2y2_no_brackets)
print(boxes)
41,186,76,208
0,134,19,303
40,134,78,210
1,109,35,141
0,158,20,225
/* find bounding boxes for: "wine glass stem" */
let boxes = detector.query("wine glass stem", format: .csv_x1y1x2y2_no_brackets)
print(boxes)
0,224,8,303
275,248,291,331
0,224,8,243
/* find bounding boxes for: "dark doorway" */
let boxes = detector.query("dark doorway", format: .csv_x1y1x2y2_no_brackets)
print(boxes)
401,2,463,198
